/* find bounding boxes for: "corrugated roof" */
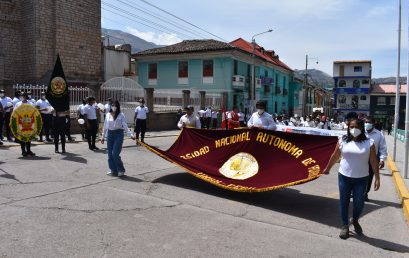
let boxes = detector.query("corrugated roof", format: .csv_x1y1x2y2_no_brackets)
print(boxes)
371,84,407,94
333,60,371,64
230,38,292,71
134,39,235,56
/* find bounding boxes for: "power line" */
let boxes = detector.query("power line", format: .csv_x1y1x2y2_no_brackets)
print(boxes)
102,2,194,39
140,0,228,42
116,0,209,39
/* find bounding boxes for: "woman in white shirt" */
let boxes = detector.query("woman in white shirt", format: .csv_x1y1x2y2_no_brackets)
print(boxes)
101,101,129,177
323,118,380,239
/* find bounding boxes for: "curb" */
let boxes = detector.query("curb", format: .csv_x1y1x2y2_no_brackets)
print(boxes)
386,155,409,226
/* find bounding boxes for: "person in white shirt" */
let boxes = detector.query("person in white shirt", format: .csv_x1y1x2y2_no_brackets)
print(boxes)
238,111,245,127
177,105,201,129
211,109,219,129
26,91,36,105
364,116,387,201
323,118,380,240
0,89,13,141
36,91,52,142
247,101,277,130
198,108,206,128
12,90,21,108
204,106,212,129
83,96,99,150
134,98,149,143
77,98,87,140
101,100,130,177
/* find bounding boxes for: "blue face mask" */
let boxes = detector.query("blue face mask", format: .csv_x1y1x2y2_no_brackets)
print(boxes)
364,123,373,131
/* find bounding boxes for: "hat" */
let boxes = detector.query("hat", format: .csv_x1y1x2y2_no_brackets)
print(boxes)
0,89,4,93
22,92,28,97
184,105,194,111
255,100,267,109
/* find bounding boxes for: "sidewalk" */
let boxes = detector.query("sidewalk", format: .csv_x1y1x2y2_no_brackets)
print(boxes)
384,134,409,189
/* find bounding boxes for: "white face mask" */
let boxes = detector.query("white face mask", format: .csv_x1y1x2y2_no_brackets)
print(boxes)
306,118,310,122
111,106,117,112
0,93,4,98
364,123,373,131
41,96,46,100
257,109,264,115
349,128,361,137
27,95,31,99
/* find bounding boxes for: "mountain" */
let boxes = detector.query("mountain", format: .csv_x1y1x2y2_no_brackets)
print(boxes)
372,77,407,85
102,28,162,53
294,69,334,89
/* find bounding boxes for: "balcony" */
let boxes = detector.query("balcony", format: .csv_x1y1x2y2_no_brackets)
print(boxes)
337,103,369,110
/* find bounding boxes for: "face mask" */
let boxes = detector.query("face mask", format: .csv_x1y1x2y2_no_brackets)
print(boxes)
41,96,46,100
306,118,310,122
0,93,4,98
364,123,373,131
349,128,361,137
19,97,23,101
257,109,264,115
111,106,117,112
28,95,31,99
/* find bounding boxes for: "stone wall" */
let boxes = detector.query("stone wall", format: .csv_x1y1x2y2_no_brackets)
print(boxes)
0,0,102,93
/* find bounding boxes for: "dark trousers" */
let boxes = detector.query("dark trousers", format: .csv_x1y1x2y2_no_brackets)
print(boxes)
65,115,72,140
366,158,380,195
54,116,67,151
134,119,147,141
204,117,211,129
0,112,12,140
212,118,217,129
86,119,98,148
40,114,52,141
78,114,86,139
20,141,31,154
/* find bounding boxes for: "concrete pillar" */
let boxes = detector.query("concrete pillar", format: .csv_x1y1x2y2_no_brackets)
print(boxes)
145,88,154,113
199,91,206,108
182,90,190,107
222,91,228,109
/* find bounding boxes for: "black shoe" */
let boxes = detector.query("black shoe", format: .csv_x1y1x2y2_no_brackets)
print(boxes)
352,220,363,235
339,225,349,239
62,148,66,154
27,151,36,156
92,146,99,150
7,138,13,142
22,152,28,157
38,139,43,142
55,148,59,153
364,195,369,202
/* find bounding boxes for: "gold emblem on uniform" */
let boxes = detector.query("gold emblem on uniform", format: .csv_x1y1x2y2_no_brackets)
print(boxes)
219,152,259,180
10,104,42,142
50,76,67,96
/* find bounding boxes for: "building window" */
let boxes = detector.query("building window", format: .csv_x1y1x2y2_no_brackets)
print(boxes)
360,95,366,101
148,63,157,79
178,61,188,78
354,66,362,72
338,95,346,103
264,70,268,77
233,60,238,75
275,74,279,86
390,97,396,105
247,64,251,76
352,95,359,108
377,97,386,105
338,80,346,87
362,79,370,85
203,59,213,77
283,77,286,87
353,80,360,88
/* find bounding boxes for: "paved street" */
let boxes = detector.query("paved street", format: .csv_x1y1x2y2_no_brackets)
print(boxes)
385,134,409,189
0,132,408,258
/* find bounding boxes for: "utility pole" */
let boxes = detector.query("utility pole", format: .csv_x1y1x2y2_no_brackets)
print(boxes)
393,0,402,161
403,0,409,179
303,55,308,117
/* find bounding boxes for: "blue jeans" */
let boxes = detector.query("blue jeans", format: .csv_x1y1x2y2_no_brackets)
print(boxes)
338,173,369,226
107,129,125,174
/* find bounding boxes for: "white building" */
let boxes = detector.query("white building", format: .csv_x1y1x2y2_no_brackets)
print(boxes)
103,44,135,81
332,60,371,120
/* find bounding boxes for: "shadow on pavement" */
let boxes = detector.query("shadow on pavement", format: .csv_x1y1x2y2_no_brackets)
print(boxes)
61,152,88,164
354,234,409,253
119,175,143,183
153,172,409,253
17,156,51,161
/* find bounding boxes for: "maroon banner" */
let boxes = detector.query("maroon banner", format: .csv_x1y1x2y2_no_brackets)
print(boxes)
143,128,338,192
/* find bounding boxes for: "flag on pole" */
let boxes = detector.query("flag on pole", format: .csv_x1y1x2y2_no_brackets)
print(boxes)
46,54,69,112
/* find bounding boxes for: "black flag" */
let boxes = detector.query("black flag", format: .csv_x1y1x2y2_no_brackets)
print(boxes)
46,54,70,112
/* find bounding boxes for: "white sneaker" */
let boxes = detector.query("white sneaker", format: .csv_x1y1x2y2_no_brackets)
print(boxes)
118,172,125,177
107,171,112,176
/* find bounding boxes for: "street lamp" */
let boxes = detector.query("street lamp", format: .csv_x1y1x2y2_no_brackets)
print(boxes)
250,29,273,105
302,54,318,117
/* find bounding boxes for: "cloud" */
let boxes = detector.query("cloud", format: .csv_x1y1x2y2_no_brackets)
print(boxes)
366,5,395,18
126,26,182,45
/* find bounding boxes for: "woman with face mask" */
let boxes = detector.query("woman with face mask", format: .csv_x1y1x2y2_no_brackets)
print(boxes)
101,100,131,177
247,100,277,130
323,118,380,240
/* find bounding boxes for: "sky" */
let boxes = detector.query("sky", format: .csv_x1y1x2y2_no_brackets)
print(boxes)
102,0,407,78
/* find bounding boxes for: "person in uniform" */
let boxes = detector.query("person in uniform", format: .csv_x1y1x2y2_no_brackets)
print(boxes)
77,98,87,140
177,105,201,129
211,109,219,129
26,91,36,105
0,89,13,141
53,109,69,153
15,92,36,156
227,106,240,129
12,90,21,107
134,98,149,143
83,96,99,150
204,106,212,129
364,116,387,201
35,91,52,142
247,101,277,130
